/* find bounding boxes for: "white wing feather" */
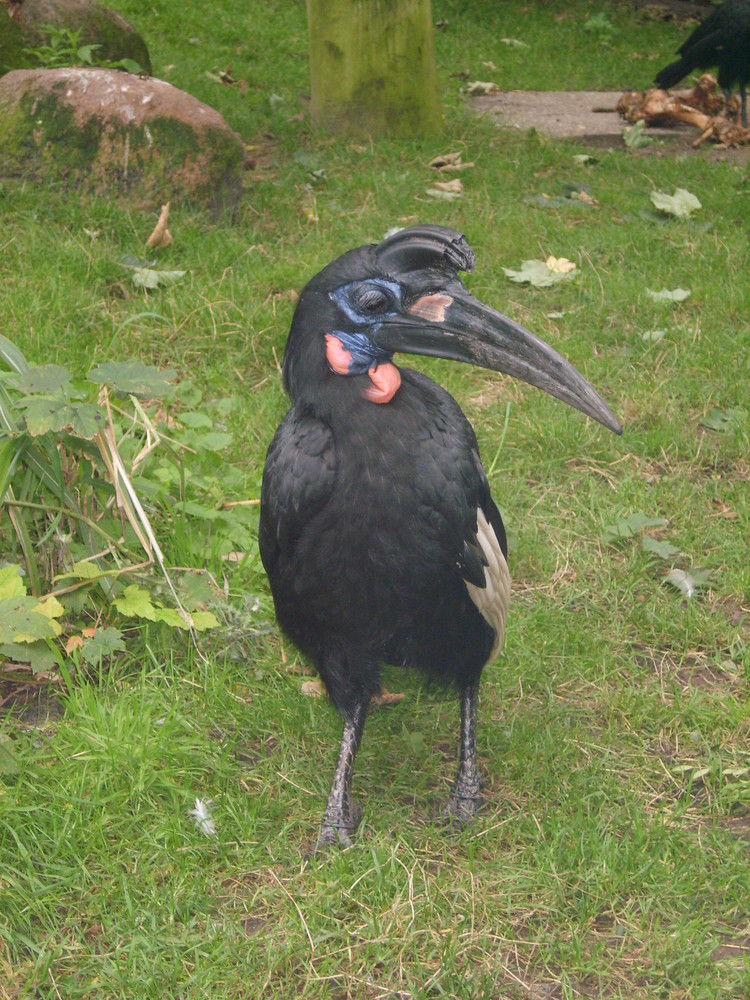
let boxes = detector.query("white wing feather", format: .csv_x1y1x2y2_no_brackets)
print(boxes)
464,507,511,663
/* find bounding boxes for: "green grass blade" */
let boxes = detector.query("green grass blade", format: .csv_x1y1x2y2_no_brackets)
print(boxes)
0,334,30,375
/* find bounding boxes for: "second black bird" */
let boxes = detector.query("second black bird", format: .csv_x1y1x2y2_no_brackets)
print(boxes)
655,0,750,126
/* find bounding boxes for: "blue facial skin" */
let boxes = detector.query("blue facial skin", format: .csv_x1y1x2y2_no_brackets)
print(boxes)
327,332,392,375
328,279,402,375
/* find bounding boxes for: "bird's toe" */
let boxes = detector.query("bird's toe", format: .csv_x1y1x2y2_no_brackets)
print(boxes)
441,794,483,827
314,800,363,852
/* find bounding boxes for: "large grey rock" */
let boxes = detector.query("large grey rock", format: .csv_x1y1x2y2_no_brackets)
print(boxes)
1,0,151,76
0,68,246,215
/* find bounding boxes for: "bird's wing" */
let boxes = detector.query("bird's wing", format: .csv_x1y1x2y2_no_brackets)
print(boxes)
259,410,337,575
454,443,508,584
461,462,511,661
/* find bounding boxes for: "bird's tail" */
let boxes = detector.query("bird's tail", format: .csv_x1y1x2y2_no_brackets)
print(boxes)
655,58,690,90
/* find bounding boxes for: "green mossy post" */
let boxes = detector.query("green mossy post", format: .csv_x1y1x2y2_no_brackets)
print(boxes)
306,0,440,136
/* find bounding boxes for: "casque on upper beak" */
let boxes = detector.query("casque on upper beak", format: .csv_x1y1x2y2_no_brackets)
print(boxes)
371,284,622,435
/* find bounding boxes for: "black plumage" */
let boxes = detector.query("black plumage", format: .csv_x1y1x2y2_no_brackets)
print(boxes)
655,0,750,126
259,226,621,850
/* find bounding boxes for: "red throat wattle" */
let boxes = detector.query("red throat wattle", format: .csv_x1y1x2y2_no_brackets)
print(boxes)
325,335,401,404
363,363,401,404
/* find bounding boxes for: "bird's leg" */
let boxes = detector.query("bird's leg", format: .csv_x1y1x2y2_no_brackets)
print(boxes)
443,678,482,824
316,695,369,851
740,83,747,128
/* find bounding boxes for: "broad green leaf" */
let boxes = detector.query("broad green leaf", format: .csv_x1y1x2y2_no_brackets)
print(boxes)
88,360,177,398
80,627,126,665
76,43,101,63
149,607,217,631
19,394,104,438
152,606,191,629
195,431,233,452
173,380,203,406
16,365,72,394
0,639,57,673
646,288,690,303
641,330,666,343
503,259,577,288
0,565,25,599
601,512,666,544
191,610,219,631
623,120,653,149
178,571,216,607
181,500,222,521
650,189,701,219
0,736,19,775
700,407,745,432
131,267,186,290
55,560,106,582
0,595,62,643
642,536,684,561
113,584,159,620
34,596,65,621
212,397,238,417
179,411,214,430
115,58,143,74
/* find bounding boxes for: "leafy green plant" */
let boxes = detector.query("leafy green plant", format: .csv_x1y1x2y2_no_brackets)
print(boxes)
23,24,143,74
0,336,256,676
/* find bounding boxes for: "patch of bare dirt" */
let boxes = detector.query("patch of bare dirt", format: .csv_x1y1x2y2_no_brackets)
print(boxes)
636,646,745,695
711,935,750,962
0,678,64,727
472,90,750,162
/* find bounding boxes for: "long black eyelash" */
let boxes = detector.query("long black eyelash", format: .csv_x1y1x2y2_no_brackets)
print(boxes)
356,289,388,312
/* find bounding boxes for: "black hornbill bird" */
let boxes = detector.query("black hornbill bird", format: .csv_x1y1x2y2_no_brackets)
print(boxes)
654,0,750,127
259,226,621,851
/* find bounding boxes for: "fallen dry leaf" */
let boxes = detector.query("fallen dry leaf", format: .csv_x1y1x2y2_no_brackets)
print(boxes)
431,178,463,194
286,661,316,677
65,635,84,653
429,152,475,172
574,190,599,207
465,80,499,96
545,255,576,274
145,202,173,249
371,687,406,708
299,185,319,223
301,679,326,698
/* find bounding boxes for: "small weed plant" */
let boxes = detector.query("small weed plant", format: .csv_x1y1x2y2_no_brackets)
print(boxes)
24,24,143,74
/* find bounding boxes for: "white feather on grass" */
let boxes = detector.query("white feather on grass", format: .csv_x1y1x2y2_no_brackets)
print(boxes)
190,798,217,837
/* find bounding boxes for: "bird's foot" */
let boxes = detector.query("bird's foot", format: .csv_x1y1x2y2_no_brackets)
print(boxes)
314,800,363,852
442,764,483,826
441,792,483,827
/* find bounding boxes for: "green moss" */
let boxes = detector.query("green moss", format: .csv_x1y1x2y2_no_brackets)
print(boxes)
307,0,440,137
0,83,243,214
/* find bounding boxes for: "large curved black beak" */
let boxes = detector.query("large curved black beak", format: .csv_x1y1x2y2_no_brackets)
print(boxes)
372,287,622,435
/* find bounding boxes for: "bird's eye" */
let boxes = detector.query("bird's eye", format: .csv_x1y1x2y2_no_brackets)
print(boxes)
354,286,389,314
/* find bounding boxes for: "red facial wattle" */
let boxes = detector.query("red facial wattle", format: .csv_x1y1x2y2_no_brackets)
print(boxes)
325,333,401,404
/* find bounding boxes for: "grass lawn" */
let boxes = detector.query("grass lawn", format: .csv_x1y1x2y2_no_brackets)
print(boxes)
1,1,749,996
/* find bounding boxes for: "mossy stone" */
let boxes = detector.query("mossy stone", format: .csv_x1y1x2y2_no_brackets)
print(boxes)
0,69,245,216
